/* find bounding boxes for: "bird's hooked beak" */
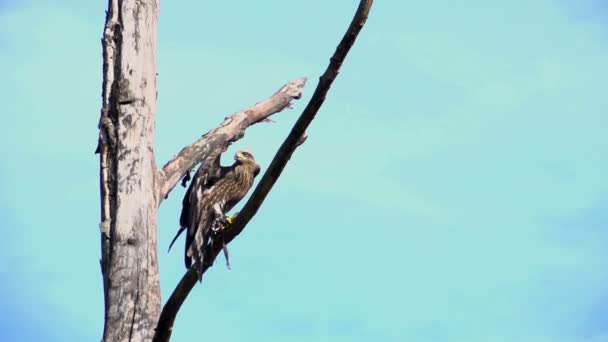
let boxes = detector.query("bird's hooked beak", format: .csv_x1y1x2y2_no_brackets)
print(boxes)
235,150,254,163
235,151,244,162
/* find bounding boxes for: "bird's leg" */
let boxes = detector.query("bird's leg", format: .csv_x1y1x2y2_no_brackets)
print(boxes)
212,203,226,231
210,204,232,269
224,211,239,226
212,204,238,229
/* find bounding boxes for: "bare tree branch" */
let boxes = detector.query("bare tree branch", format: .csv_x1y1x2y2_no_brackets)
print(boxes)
152,269,198,342
158,78,307,201
153,1,373,340
225,0,373,243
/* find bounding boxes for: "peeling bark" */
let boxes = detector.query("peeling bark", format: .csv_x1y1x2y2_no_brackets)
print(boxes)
98,0,161,341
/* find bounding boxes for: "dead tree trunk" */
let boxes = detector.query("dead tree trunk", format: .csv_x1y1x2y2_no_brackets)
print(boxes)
97,0,372,341
98,0,161,341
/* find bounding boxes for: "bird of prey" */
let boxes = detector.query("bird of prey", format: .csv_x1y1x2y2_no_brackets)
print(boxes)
169,150,260,276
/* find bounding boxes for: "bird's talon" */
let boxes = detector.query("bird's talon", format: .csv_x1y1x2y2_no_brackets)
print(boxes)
216,215,227,225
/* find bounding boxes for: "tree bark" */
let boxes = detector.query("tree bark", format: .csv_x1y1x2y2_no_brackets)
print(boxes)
98,0,161,341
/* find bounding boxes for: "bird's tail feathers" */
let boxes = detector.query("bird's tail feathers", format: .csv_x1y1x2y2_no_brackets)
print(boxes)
168,226,186,252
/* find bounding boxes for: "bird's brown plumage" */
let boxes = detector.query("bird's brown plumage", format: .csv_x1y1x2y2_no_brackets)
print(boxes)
169,150,260,274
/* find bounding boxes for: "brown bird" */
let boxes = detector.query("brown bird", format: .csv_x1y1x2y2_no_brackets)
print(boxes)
169,150,260,275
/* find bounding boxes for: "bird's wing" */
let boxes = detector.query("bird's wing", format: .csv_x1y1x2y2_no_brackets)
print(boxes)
183,171,217,268
172,157,258,273
170,155,229,268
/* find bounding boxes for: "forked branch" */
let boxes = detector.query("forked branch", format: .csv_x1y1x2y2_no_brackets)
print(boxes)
154,0,373,341
158,78,306,201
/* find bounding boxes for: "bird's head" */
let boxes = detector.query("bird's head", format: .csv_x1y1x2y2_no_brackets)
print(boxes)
234,150,256,165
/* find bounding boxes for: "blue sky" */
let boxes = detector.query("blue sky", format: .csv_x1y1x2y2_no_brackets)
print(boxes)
1,0,608,341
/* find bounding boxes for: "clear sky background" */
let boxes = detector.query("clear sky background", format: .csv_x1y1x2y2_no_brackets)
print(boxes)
1,0,608,341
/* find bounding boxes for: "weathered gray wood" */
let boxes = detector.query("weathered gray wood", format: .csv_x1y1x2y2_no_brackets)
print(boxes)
158,78,306,202
98,0,161,341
